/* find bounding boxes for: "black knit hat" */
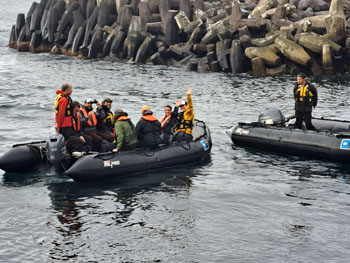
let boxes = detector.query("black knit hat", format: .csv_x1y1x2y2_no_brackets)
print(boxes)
71,101,81,108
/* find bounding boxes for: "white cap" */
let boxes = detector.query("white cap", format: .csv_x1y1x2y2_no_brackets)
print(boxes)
179,100,186,106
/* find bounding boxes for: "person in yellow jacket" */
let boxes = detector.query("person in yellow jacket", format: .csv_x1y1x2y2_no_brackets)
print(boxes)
174,88,194,142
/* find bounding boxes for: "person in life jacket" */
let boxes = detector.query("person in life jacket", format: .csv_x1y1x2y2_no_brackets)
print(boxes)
293,73,318,130
96,97,115,143
79,98,106,151
55,83,73,140
66,101,93,153
135,105,161,149
173,88,194,142
112,109,138,152
159,105,178,145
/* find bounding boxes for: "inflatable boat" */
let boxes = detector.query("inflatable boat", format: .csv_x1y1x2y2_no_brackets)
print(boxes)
65,120,211,181
226,107,350,163
0,120,212,181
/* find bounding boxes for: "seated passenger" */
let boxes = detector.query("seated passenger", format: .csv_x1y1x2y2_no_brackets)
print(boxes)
173,88,194,142
79,99,105,151
112,109,138,152
135,105,161,149
96,97,115,143
160,105,178,144
66,101,93,153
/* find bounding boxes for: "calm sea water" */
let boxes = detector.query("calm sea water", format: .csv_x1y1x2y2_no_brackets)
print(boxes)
1,1,350,262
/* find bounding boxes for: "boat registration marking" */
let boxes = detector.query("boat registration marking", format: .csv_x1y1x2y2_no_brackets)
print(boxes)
104,160,120,168
340,139,350,150
235,128,250,135
201,139,209,151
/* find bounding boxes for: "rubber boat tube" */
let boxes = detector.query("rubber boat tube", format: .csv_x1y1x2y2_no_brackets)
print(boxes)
0,142,46,173
227,118,350,163
65,120,212,182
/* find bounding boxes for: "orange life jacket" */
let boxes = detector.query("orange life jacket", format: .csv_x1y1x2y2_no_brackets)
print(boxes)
72,112,81,131
141,114,158,122
80,107,97,127
117,116,130,122
160,115,171,128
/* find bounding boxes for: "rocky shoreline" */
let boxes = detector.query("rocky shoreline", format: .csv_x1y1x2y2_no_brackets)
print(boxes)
8,0,350,76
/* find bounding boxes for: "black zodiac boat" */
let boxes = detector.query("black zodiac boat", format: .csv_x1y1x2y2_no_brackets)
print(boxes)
226,107,350,163
0,120,212,181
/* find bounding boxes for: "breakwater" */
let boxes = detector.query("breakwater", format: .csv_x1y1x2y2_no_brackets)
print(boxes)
8,0,350,76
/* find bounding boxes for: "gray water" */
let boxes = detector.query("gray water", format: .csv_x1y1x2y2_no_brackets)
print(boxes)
1,1,350,262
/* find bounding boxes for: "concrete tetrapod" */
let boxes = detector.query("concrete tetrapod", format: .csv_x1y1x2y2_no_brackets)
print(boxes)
274,37,311,66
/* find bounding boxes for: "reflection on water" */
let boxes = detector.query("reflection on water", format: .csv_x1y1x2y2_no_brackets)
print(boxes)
2,166,199,262
46,168,196,261
2,172,44,187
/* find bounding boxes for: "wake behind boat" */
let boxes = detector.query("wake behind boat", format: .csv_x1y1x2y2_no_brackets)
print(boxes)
226,107,350,163
0,120,212,181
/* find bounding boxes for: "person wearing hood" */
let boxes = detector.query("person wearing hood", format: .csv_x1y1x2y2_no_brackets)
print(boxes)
54,83,73,140
97,97,115,143
135,105,161,149
112,109,138,152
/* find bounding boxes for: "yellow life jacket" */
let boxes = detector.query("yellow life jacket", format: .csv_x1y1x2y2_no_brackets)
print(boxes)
54,93,72,116
176,112,194,135
295,84,314,103
104,112,114,125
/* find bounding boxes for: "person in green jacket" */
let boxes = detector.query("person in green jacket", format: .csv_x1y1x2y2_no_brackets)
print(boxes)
112,109,138,152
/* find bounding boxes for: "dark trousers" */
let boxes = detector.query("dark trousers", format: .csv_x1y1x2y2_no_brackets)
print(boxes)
82,134,93,152
161,132,173,145
295,111,315,130
173,131,193,142
66,134,93,153
97,131,115,143
59,127,74,141
84,130,103,151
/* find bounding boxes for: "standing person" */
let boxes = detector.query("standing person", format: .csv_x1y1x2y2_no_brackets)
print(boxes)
136,105,161,149
55,83,73,140
293,73,318,130
97,97,115,143
112,109,138,152
159,105,178,144
174,88,194,142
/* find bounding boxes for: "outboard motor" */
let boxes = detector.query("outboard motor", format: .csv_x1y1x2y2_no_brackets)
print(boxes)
258,107,285,125
46,134,69,167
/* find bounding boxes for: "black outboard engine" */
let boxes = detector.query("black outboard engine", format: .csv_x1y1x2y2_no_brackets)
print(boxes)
46,134,69,168
258,107,285,125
